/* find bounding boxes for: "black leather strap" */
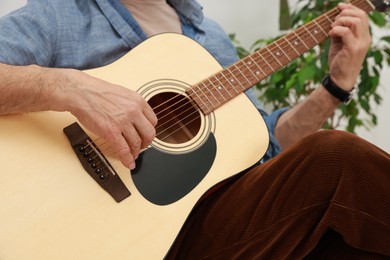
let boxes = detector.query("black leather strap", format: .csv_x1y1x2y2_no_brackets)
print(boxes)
322,74,354,103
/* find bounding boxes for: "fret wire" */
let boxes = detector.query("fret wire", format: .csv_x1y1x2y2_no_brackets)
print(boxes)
207,7,337,93
308,11,334,37
323,12,335,24
308,20,323,41
191,86,209,112
206,77,220,98
247,56,266,77
254,46,288,75
233,6,340,80
309,22,321,38
206,78,226,101
203,81,221,106
256,54,275,75
318,14,333,28
218,72,239,95
265,45,283,67
302,26,319,44
195,84,214,109
205,80,227,102
313,19,328,37
302,25,319,44
256,51,275,72
283,36,301,56
224,68,246,91
292,30,310,50
267,14,332,58
214,73,237,98
274,40,291,62
241,58,262,81
213,75,233,98
244,0,368,77
189,0,371,114
209,89,222,106
233,63,253,86
241,10,335,80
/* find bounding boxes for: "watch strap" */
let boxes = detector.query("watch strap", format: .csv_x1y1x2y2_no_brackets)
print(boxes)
322,75,354,103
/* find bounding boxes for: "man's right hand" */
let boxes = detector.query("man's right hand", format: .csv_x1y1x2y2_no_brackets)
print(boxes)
58,69,158,169
0,63,157,170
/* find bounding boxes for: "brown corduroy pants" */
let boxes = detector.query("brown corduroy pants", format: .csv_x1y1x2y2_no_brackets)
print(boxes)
166,130,390,259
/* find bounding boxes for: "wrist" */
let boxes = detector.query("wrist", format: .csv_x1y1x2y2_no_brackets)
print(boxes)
47,69,81,112
321,74,356,104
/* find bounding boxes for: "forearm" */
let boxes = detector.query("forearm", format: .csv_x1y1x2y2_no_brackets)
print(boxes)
0,62,157,169
0,63,70,115
274,86,340,150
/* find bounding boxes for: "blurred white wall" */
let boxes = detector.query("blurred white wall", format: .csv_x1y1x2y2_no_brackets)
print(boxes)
0,0,26,16
1,0,389,153
199,0,390,153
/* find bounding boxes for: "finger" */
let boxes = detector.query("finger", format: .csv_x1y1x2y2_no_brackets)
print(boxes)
337,3,368,20
122,124,142,161
134,115,156,149
143,102,158,127
329,16,370,48
332,16,359,27
112,132,135,169
335,13,368,29
329,25,356,47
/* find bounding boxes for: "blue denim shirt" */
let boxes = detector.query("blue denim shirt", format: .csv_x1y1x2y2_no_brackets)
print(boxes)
0,0,288,161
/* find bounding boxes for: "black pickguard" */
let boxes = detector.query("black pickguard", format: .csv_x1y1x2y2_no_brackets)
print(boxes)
131,134,217,206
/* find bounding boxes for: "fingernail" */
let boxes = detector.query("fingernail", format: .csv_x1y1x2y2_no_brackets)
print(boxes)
130,162,136,170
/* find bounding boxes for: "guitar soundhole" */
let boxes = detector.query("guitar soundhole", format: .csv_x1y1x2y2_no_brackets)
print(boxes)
148,92,201,144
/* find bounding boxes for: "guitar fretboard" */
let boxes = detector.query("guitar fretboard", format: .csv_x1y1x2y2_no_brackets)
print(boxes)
187,0,374,114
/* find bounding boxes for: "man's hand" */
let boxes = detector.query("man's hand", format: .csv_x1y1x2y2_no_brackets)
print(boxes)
274,3,371,151
328,3,371,90
60,69,158,169
0,63,157,169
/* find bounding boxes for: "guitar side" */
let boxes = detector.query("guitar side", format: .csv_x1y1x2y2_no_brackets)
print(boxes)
0,34,268,259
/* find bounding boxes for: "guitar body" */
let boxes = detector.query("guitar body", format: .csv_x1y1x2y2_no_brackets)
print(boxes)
0,34,268,259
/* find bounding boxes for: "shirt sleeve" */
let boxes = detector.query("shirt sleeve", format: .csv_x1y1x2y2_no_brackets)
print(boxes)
245,88,289,162
0,0,57,66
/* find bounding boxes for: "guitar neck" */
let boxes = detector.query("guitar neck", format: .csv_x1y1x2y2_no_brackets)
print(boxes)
187,0,375,114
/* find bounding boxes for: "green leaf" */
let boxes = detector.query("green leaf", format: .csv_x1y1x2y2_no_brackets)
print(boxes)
369,12,387,27
359,98,370,112
279,0,291,30
381,36,390,44
373,50,383,64
297,65,316,86
232,0,390,133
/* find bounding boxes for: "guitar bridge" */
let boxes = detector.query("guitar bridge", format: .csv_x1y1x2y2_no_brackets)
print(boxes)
63,122,130,202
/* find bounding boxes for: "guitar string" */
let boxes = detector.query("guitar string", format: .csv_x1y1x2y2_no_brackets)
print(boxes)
152,0,370,121
81,136,127,173
154,0,372,140
90,0,369,154
156,104,197,135
154,12,340,139
153,6,341,137
152,5,340,120
189,5,337,103
89,0,370,163
81,139,116,172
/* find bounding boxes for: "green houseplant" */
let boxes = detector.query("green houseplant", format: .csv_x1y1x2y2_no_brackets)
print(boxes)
231,0,390,132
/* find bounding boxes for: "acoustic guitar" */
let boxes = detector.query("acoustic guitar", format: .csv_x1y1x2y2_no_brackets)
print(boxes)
0,0,387,259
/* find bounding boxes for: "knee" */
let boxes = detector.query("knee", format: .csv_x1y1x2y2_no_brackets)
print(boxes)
310,130,360,147
299,130,369,163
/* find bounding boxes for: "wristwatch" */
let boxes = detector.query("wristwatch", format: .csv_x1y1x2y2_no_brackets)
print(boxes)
322,74,355,103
